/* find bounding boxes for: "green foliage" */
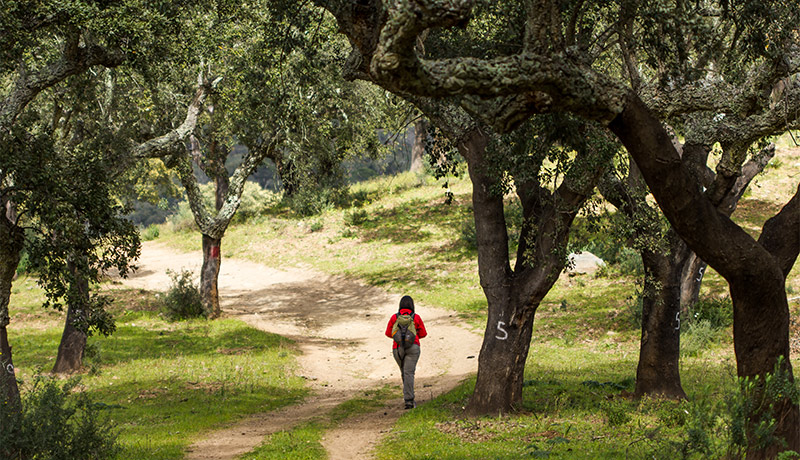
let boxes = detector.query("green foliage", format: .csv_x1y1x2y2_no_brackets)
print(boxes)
0,376,119,460
141,224,160,241
677,359,800,458
344,209,370,227
159,270,206,320
624,289,644,327
232,182,283,224
285,185,348,217
309,220,324,232
600,399,632,427
15,249,32,276
681,320,718,357
686,296,733,329
572,216,644,277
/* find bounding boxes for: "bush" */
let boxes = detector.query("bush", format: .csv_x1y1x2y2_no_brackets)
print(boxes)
343,209,369,227
681,320,717,357
286,186,348,216
16,250,32,276
141,224,160,241
0,377,119,460
159,269,206,320
675,359,800,458
232,181,282,224
309,220,324,232
687,295,733,329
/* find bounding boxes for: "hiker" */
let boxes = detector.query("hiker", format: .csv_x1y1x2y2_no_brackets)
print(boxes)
385,295,427,409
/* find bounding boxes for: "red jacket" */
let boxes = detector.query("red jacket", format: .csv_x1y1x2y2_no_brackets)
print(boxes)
385,309,427,349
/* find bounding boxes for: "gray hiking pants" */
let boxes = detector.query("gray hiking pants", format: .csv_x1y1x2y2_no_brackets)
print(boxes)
393,344,421,402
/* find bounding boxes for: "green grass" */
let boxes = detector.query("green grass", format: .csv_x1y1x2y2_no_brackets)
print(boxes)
8,286,307,460
242,386,396,460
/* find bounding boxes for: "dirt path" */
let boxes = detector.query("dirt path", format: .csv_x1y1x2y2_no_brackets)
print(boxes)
118,241,482,460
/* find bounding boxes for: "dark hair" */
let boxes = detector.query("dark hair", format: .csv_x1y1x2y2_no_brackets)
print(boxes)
399,295,415,312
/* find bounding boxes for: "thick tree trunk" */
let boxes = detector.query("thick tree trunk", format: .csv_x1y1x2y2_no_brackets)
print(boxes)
610,94,800,456
468,291,536,414
409,118,427,173
201,234,222,318
461,128,533,415
0,205,23,404
635,235,689,399
52,262,89,374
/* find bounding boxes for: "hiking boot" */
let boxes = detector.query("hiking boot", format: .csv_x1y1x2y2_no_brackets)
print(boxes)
404,400,416,409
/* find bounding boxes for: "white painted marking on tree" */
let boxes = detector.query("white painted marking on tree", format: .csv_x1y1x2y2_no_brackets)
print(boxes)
696,266,705,282
496,321,508,341
6,363,13,374
675,311,681,331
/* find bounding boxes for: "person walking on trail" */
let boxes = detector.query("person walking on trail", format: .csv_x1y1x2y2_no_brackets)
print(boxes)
385,295,427,409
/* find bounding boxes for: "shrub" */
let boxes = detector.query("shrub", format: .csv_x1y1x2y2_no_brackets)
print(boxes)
681,320,717,357
309,220,324,232
16,250,32,276
286,186,347,216
167,204,198,233
232,181,282,224
687,295,733,329
0,376,119,460
141,224,160,241
344,209,369,227
160,269,206,320
348,189,371,208
674,359,800,458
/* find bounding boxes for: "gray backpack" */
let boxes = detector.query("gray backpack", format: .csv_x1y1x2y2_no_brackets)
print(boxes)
392,312,417,354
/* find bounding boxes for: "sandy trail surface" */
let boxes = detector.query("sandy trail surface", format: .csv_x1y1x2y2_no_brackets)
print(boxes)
118,241,482,460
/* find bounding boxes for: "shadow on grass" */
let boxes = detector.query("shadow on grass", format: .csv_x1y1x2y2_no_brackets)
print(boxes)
355,198,468,245
94,375,305,460
12,317,292,372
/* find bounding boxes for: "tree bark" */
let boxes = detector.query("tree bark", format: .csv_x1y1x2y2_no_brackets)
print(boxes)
409,118,428,173
0,202,23,404
679,252,705,310
609,94,800,457
52,261,89,374
200,234,222,319
635,235,689,399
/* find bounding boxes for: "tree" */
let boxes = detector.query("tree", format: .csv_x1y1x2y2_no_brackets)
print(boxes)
0,0,210,383
313,0,800,454
142,3,395,317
